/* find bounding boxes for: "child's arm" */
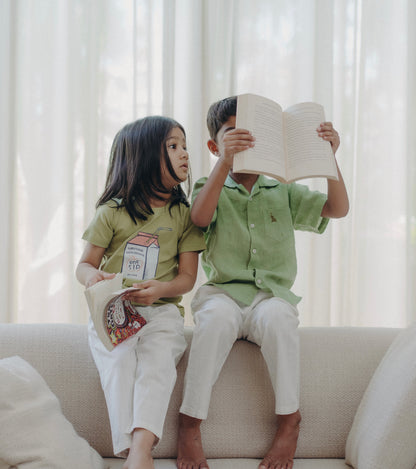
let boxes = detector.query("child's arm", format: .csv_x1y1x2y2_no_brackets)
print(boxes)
317,122,349,219
191,129,255,227
124,251,199,306
190,158,231,227
76,242,116,288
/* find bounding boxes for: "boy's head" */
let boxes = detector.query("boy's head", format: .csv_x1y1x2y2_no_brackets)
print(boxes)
206,96,237,141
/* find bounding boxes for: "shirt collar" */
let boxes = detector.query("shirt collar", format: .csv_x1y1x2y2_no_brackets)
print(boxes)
224,174,280,190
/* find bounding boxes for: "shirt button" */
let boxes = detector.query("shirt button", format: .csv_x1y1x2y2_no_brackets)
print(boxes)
257,279,262,284
250,223,255,228
252,248,257,254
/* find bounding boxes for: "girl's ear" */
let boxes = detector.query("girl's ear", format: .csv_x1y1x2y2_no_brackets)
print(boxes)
207,139,220,157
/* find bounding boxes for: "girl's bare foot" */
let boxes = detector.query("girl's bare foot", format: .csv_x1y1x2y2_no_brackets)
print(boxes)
123,428,156,469
258,410,301,469
177,413,209,469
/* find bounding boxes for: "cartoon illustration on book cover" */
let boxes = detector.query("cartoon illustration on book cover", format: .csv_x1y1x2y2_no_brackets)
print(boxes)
105,294,147,348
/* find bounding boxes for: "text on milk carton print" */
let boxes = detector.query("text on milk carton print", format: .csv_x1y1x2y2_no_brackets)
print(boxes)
122,231,160,281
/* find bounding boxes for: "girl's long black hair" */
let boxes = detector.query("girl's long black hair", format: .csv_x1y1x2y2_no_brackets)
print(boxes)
97,116,190,223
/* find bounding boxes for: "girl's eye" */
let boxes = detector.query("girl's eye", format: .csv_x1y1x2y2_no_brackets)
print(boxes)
168,144,177,150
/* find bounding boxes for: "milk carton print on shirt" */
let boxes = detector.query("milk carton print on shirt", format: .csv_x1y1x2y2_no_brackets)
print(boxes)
122,231,161,281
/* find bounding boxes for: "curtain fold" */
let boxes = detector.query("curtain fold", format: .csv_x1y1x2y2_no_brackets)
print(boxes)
0,0,414,327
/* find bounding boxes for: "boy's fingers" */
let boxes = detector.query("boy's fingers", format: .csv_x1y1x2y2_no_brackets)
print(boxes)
317,123,335,134
225,134,255,145
226,144,255,155
225,133,255,142
225,129,255,140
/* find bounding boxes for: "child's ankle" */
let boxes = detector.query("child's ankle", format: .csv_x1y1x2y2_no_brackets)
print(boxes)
179,413,202,429
131,427,157,449
277,410,302,427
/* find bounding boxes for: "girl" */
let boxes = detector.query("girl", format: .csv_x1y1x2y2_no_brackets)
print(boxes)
76,116,205,469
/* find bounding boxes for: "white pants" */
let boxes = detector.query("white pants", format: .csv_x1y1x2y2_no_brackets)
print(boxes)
88,303,187,457
180,286,300,420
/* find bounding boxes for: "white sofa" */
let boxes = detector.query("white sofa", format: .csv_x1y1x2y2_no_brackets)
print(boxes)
0,324,405,468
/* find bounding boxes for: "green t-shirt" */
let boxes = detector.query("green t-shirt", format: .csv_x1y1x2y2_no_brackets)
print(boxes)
82,200,206,313
192,175,329,306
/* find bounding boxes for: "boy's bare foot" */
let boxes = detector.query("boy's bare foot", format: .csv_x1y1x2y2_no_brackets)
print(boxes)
258,410,301,469
123,428,156,469
177,413,209,469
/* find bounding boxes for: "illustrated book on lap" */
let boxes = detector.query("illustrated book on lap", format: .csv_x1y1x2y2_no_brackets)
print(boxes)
234,93,339,183
84,273,146,351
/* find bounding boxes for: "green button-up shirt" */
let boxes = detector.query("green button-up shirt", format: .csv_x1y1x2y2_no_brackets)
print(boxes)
192,175,329,306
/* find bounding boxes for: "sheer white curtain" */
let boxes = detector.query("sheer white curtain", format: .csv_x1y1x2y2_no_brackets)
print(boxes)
1,0,415,327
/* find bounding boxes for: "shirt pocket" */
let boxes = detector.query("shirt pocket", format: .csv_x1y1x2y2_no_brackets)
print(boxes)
262,199,293,243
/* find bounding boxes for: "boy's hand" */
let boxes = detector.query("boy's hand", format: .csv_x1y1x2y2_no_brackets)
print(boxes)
317,122,340,154
221,128,255,165
85,270,116,289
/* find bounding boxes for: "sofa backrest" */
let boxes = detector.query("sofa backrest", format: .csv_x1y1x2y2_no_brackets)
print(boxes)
0,324,399,459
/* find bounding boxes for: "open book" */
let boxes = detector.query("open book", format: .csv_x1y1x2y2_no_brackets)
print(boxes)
84,273,146,351
234,93,339,183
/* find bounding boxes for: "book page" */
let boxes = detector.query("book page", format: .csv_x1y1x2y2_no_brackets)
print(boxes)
234,94,286,179
284,102,338,182
84,273,145,351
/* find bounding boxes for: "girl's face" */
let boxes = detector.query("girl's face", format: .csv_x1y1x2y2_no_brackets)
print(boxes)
162,127,189,188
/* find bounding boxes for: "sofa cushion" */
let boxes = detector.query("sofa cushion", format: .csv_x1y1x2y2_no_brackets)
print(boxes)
345,323,416,469
0,324,400,461
105,457,357,468
0,356,104,469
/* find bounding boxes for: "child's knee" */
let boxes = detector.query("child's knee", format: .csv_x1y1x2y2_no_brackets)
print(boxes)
194,300,241,338
255,300,299,334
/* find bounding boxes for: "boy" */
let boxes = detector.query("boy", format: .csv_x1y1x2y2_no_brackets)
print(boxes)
177,96,349,469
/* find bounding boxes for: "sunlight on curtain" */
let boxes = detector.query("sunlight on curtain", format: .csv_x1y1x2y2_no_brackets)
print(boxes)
0,0,415,327
204,0,416,327
1,0,170,323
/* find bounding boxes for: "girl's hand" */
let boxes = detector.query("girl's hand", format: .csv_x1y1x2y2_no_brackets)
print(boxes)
85,270,116,289
317,122,340,154
123,252,198,306
125,280,167,306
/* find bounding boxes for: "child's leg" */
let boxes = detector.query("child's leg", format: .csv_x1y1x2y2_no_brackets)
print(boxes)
245,295,300,414
178,286,243,469
177,414,206,469
180,286,243,419
130,304,187,440
257,411,301,469
180,286,242,420
88,320,144,457
123,428,155,469
244,295,300,469
88,303,187,458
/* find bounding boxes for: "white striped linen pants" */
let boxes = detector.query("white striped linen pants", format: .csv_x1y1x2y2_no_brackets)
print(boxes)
88,303,187,457
180,285,300,420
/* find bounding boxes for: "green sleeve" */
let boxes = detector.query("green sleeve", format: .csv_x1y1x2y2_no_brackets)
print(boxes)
191,177,218,226
82,203,118,248
288,183,329,234
178,206,206,253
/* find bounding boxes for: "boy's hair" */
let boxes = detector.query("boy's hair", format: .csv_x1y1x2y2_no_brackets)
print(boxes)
97,116,190,223
206,96,237,141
